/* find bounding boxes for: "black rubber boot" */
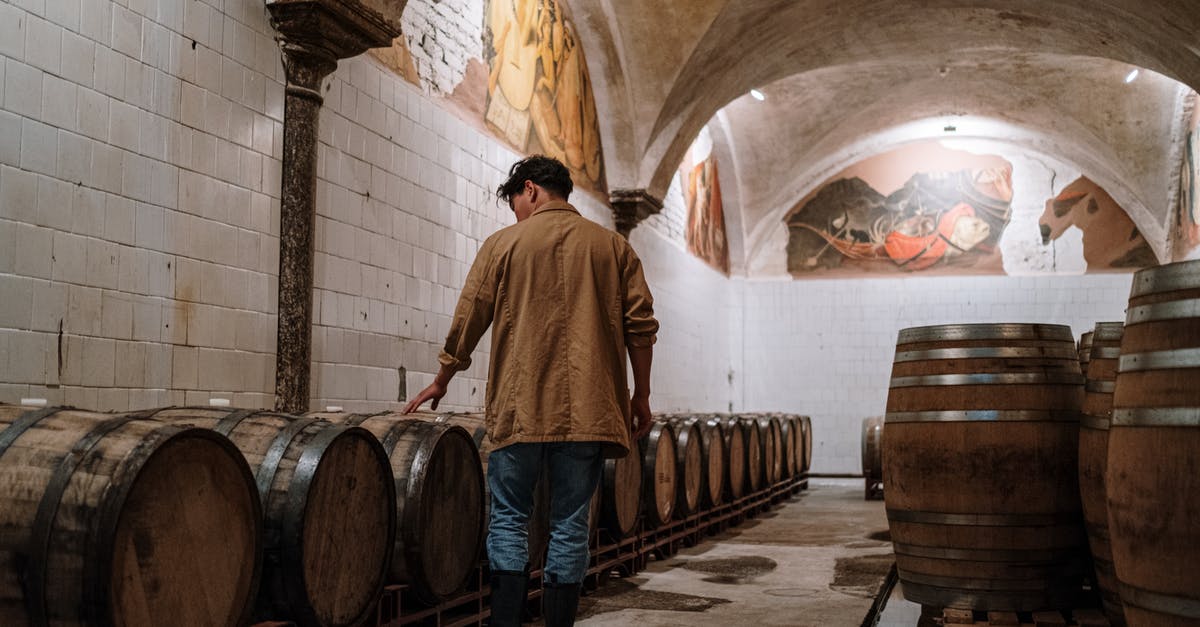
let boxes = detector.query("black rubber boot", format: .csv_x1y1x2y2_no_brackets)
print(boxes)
542,581,581,627
488,570,529,627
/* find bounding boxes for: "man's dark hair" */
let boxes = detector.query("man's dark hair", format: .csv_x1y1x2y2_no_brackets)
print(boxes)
496,155,573,203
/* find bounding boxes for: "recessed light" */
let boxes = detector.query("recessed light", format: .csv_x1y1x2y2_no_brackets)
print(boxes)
750,89,765,101
1125,68,1140,83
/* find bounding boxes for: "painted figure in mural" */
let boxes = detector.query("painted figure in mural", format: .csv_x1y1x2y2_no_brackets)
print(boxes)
403,157,658,627
1039,177,1157,269
785,164,1013,274
1179,120,1200,254
485,0,605,191
684,155,731,274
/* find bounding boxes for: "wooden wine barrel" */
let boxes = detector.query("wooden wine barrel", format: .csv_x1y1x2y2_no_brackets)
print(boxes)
1078,331,1095,378
601,455,641,538
640,422,677,528
600,451,642,538
800,415,813,475
433,413,551,572
758,416,784,485
154,407,395,627
0,405,262,627
779,415,797,480
739,418,764,492
310,411,484,604
1077,322,1126,626
883,323,1087,611
862,416,884,481
720,416,747,500
697,417,727,507
661,418,702,517
1109,260,1200,627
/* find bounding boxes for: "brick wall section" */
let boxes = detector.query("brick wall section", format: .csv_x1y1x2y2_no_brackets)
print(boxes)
400,0,484,94
739,273,1133,474
642,171,687,243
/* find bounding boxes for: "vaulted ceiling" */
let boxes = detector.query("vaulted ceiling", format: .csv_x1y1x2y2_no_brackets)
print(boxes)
565,0,1200,271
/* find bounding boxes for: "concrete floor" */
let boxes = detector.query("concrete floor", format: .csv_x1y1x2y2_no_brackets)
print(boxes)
569,478,896,626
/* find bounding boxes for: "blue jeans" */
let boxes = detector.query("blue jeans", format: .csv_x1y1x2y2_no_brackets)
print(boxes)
487,442,603,585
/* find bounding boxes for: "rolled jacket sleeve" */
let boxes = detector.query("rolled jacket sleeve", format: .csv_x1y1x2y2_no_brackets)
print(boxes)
621,244,659,347
439,235,501,371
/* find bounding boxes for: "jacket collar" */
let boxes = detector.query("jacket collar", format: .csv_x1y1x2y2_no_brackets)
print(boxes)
531,199,579,217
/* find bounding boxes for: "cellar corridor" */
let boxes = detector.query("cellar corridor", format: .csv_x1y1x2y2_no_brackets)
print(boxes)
573,479,891,627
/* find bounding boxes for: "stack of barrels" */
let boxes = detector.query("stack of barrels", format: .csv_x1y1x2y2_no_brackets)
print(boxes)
0,404,809,626
0,405,487,627
634,413,811,533
881,257,1200,625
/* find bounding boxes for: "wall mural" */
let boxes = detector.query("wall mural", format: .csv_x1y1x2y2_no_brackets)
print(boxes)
370,38,421,87
681,150,731,274
483,0,606,194
1175,92,1200,260
785,143,1013,275
1040,177,1156,270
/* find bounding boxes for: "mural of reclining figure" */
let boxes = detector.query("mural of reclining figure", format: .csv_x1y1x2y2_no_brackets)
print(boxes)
785,160,1013,274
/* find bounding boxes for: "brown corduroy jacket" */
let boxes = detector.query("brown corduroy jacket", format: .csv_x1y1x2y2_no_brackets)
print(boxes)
438,200,658,458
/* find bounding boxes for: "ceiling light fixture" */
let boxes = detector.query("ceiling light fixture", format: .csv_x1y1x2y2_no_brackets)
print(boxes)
1125,68,1140,83
750,89,765,101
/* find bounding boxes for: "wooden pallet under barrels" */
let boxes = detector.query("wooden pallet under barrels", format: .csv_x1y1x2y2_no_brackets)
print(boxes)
926,606,1111,626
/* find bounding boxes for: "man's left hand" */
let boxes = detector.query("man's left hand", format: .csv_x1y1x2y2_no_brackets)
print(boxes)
403,380,448,414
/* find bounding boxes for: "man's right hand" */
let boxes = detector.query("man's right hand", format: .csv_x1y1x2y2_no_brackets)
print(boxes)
630,392,653,440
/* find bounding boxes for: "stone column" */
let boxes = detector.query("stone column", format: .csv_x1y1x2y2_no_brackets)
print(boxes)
266,0,401,413
610,188,664,239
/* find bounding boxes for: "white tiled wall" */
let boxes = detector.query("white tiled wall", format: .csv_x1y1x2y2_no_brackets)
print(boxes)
630,222,736,414
308,54,518,412
0,0,282,410
737,273,1133,474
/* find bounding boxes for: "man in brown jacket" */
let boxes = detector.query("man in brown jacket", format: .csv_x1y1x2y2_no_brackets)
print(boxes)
404,155,658,627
